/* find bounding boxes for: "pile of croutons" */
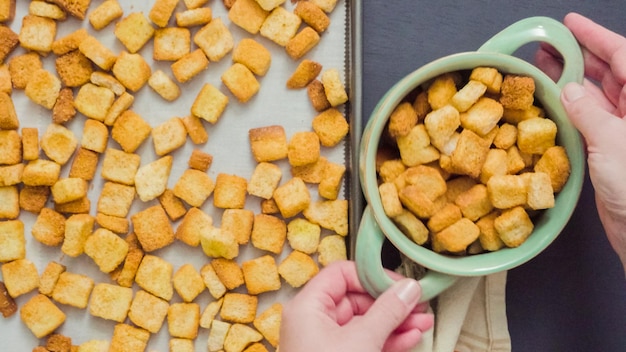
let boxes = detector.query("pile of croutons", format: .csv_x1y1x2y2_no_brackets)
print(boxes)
0,0,351,351
377,67,571,255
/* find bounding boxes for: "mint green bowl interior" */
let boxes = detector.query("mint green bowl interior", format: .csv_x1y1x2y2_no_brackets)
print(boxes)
359,52,585,277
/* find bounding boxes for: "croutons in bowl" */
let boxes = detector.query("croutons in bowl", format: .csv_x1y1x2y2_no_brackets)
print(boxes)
355,17,586,301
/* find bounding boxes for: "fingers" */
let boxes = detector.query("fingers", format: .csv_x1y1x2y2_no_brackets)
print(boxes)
534,45,564,82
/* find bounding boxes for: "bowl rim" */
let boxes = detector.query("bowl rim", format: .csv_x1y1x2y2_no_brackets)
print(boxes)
359,51,586,276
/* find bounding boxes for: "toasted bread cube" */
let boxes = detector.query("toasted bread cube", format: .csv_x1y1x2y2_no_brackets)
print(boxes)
286,26,320,60
475,211,505,251
273,177,311,218
149,0,178,27
525,171,555,210
201,226,239,260
291,156,327,184
487,174,528,209
287,131,320,167
249,125,288,162
0,25,18,64
319,161,345,200
213,173,248,209
0,130,20,166
176,7,212,27
451,80,487,112
286,218,320,254
0,185,18,219
22,159,60,187
517,117,557,155
79,119,108,154
79,35,117,71
423,105,460,153
255,0,285,11
434,217,480,253
200,264,227,300
494,206,534,247
500,75,535,110
152,117,187,155
191,83,229,123
84,228,129,273
252,303,281,348
469,67,502,94
378,159,406,184
187,148,213,170
392,208,428,245
480,148,508,185
112,110,152,153
427,73,457,110
219,209,253,246
55,50,93,88
153,27,190,61
19,185,50,213
41,124,77,166
134,156,173,202
182,116,209,145
208,320,231,352
321,68,348,107
312,108,350,147
303,199,348,236
172,49,209,83
228,0,269,34
0,164,23,187
90,71,125,96
131,205,175,252
200,298,223,330
398,165,447,201
307,78,331,111
112,51,151,92
211,258,244,290
38,261,66,296
116,247,144,288
20,294,66,339
52,87,77,125
221,293,257,324
175,207,211,247
19,15,56,54
173,169,215,207
388,102,418,139
170,339,194,352
294,1,329,33
114,12,154,53
89,0,123,30
109,323,150,352
450,129,490,178
287,59,322,89
172,264,205,303
8,52,42,89
242,255,281,295
379,182,403,218
0,220,24,262
397,124,440,167
454,184,493,221
260,198,279,214
502,105,543,125
278,250,319,288
20,128,38,162
425,202,461,233
101,148,140,186
72,159,101,197
149,70,182,102
88,283,133,323
46,0,90,19
194,18,234,61
224,324,263,352
74,83,115,122
260,6,301,46
61,214,94,257
97,181,135,217
77,340,110,351
135,255,173,301
0,0,15,22
128,289,169,333
247,162,282,199
493,123,517,150
52,178,88,205
2,258,39,297
222,63,260,103
158,189,187,221
96,213,129,234
0,65,12,96
460,97,503,137
54,196,91,214
506,145,528,175
25,68,61,110
45,334,72,352
534,146,571,193
251,213,286,254
31,207,65,246
51,28,88,56
309,0,337,12
52,271,94,308
183,0,208,9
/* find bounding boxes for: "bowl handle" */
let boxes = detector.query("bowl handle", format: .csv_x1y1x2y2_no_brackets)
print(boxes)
355,206,457,303
477,16,584,88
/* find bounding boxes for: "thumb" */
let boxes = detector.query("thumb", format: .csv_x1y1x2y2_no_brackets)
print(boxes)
357,278,422,344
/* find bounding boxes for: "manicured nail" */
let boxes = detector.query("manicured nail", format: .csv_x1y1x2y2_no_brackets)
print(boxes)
392,278,421,305
562,82,586,102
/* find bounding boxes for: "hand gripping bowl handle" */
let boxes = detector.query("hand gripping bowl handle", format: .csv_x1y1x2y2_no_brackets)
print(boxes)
356,16,584,301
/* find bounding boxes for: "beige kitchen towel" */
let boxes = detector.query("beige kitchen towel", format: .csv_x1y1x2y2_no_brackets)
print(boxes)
411,271,511,352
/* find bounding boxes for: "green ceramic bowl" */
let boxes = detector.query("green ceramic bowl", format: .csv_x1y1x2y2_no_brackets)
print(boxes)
356,17,586,302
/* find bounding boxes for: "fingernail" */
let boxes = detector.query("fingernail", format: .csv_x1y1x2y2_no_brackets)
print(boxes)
562,82,586,102
391,278,421,306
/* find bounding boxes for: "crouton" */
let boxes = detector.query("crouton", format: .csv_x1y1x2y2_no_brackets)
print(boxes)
224,324,263,352
480,148,508,184
494,206,534,247
211,258,244,291
434,217,480,253
90,71,125,96
288,131,320,167
208,320,231,352
278,250,319,287
116,247,144,288
79,35,117,71
52,87,77,125
45,334,72,352
303,199,348,236
294,1,330,33
19,185,50,213
97,181,136,217
213,173,248,209
51,271,94,308
0,185,18,219
74,83,116,122
114,12,155,53
273,177,311,218
134,255,173,301
525,171,555,210
88,283,133,323
255,0,285,11
242,255,281,295
149,0,178,27
111,110,152,153
9,52,42,89
194,17,234,61
469,67,503,94
154,27,191,61
88,0,123,30
396,124,440,167
0,220,24,262
25,69,62,110
487,174,528,209
128,290,169,333
287,59,322,89
221,209,254,246
0,25,18,63
176,7,212,27
533,146,571,193
200,264,227,300
51,178,88,205
84,228,129,273
95,213,129,234
0,65,11,95
31,207,65,246
500,75,535,110
109,324,150,352
19,15,56,54
55,50,93,88
2,258,39,297
101,148,140,186
200,226,239,260
220,293,257,324
221,62,260,103
152,117,187,155
321,68,348,107
191,83,229,123
171,49,209,83
309,0,338,12
173,264,205,303
251,213,286,254
450,129,490,178
173,168,215,207
460,97,503,136
20,294,66,339
182,116,209,145
112,51,151,92
61,214,94,257
175,207,211,247
260,6,301,46
131,205,175,252
307,78,332,111
158,189,187,221
427,73,458,110
247,162,282,199
454,184,493,221
517,117,557,154
38,261,65,298
249,125,288,162
228,0,269,34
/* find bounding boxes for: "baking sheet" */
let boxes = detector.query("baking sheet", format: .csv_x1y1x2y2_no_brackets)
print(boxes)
0,0,360,350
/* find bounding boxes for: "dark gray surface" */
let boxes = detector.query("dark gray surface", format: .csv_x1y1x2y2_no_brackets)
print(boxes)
360,2,626,351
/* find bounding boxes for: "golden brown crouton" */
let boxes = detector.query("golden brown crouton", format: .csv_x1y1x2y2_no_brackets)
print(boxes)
228,0,269,34
287,59,322,89
20,294,66,339
131,205,175,252
242,255,281,295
